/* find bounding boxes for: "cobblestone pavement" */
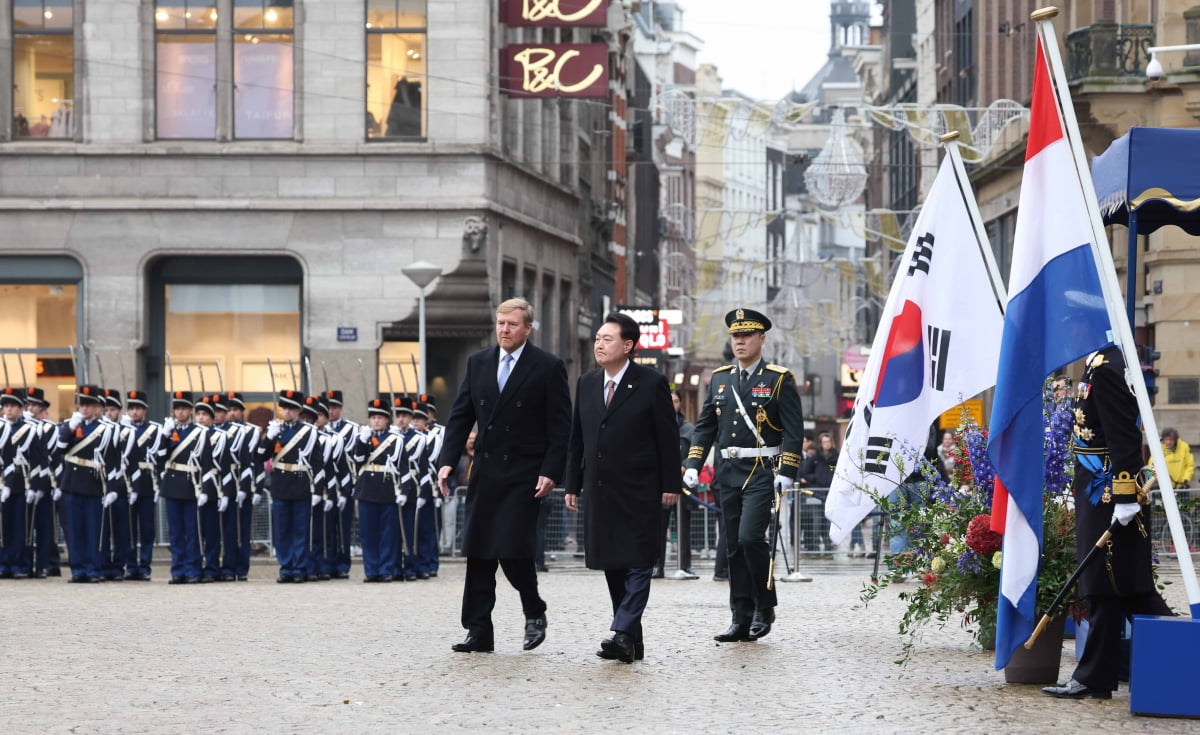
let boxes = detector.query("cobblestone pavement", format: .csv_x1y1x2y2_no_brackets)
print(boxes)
1,556,1195,734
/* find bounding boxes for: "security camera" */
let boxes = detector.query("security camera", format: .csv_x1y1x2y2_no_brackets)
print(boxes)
1147,54,1163,80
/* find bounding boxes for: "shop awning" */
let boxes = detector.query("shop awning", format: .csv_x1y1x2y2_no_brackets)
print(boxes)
1092,126,1200,236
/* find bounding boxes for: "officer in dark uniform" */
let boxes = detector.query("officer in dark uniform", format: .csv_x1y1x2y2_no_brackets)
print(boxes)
326,390,357,578
260,390,319,583
1044,345,1173,699
301,395,334,580
123,390,162,580
159,391,207,584
2,387,45,578
193,395,228,582
56,385,114,583
22,386,61,577
683,308,804,642
98,389,134,581
352,397,406,582
412,399,439,579
395,396,424,580
224,392,259,580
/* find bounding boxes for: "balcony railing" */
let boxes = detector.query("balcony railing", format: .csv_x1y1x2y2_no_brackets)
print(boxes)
1066,22,1154,82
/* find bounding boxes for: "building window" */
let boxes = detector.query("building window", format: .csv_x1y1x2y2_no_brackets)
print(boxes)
234,0,295,138
155,2,218,139
12,0,75,139
366,0,427,140
154,1,295,140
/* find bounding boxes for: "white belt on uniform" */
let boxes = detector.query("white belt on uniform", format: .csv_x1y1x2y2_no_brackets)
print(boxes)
719,446,781,460
65,455,99,469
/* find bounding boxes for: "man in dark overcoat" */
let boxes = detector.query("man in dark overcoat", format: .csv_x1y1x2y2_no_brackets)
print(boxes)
1044,345,1172,699
565,312,681,663
437,298,572,653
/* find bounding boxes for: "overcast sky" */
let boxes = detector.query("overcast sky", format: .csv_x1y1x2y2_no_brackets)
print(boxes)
678,0,838,101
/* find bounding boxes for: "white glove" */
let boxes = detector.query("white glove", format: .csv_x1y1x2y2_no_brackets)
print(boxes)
197,493,209,507
358,425,372,442
266,421,282,440
1114,502,1141,526
163,417,176,432
153,490,160,504
311,493,322,507
236,490,247,506
435,497,442,508
26,489,36,504
53,488,63,502
324,499,333,512
682,468,699,489
23,410,33,421
35,490,44,502
252,493,263,506
218,496,229,513
398,494,408,506
337,496,347,511
129,491,139,505
417,497,426,509
1,486,11,502
773,473,791,493
68,411,83,430
102,491,118,507
119,414,133,427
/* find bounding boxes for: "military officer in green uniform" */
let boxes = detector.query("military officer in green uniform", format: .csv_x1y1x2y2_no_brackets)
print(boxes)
683,308,804,643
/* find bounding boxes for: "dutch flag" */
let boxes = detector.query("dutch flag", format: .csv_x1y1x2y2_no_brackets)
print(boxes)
988,37,1112,670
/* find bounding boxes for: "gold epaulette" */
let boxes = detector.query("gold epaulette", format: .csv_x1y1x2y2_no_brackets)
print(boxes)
687,446,705,460
765,364,788,374
712,365,735,373
1089,352,1108,369
779,451,801,469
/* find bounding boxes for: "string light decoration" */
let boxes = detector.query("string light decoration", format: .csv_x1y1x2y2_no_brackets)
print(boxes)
804,108,868,209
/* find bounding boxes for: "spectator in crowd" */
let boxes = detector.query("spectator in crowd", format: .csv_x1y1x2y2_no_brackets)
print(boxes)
1161,427,1194,489
937,430,956,479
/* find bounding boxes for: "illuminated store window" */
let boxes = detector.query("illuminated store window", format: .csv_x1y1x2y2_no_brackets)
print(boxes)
366,0,427,140
0,255,82,422
377,341,420,401
12,0,75,140
155,1,218,139
233,0,294,139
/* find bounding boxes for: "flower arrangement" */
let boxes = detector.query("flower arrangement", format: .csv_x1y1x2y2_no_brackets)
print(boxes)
860,378,1079,665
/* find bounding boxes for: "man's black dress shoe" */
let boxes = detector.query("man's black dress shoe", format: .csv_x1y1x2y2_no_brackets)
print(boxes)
523,615,548,651
599,632,637,663
363,575,380,583
47,568,62,577
183,576,201,584
416,571,430,580
124,572,145,581
317,573,331,581
168,577,187,585
1042,679,1112,700
331,571,349,580
748,608,775,640
451,634,494,653
597,641,645,661
236,575,248,581
276,575,293,584
428,571,437,578
712,573,729,582
714,623,753,642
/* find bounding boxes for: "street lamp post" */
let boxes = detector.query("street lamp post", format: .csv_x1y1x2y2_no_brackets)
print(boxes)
401,260,443,395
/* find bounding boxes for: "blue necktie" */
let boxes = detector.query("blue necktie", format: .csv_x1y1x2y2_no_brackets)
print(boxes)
499,353,513,393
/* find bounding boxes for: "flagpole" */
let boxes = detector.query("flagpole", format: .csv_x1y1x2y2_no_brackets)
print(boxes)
941,132,1007,317
1032,6,1200,614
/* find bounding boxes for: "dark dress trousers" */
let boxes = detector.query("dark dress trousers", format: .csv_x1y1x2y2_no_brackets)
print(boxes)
437,342,571,639
565,361,680,641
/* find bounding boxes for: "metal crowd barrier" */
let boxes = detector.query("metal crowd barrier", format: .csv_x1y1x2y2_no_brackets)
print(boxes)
1148,488,1200,558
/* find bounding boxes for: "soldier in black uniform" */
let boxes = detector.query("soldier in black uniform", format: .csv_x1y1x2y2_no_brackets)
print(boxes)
260,390,320,583
325,390,357,579
22,387,62,577
352,397,406,582
123,390,162,581
1044,346,1173,699
160,391,207,584
683,308,804,642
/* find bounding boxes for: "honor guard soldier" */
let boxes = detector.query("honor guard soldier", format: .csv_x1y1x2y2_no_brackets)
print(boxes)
97,389,134,581
2,387,46,578
352,397,407,582
395,396,424,580
22,387,62,577
412,398,440,578
1043,346,1174,699
224,392,259,581
193,395,229,582
160,391,207,584
325,390,357,578
300,395,334,580
204,394,240,582
261,390,319,583
683,308,805,643
123,390,162,580
57,385,115,583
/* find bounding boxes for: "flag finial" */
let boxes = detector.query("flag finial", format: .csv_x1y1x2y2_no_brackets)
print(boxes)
1030,7,1059,21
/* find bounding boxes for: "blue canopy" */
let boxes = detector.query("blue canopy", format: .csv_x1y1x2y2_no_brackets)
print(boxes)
1092,126,1200,236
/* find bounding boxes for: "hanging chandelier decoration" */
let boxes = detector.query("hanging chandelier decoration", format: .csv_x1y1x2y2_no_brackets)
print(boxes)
804,108,867,210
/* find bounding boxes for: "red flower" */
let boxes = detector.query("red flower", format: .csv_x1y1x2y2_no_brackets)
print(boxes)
940,533,951,546
966,514,1003,556
922,572,938,586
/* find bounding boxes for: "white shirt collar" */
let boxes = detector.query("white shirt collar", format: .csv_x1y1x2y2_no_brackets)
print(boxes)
604,359,631,386
500,341,527,365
